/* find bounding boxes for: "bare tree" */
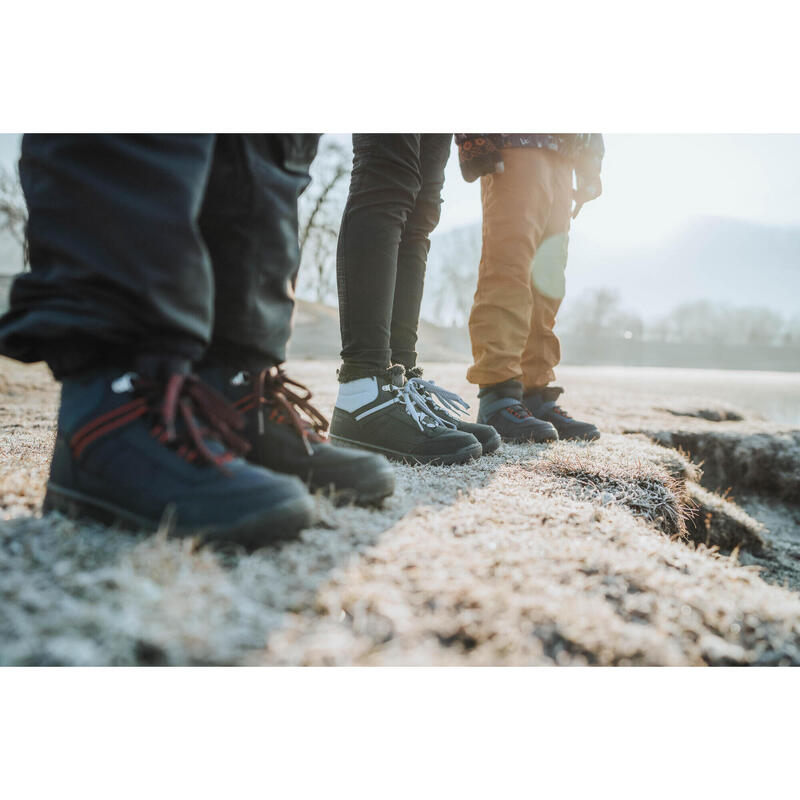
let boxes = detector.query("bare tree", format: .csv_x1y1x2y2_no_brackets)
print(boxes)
424,224,481,327
655,301,786,346
559,288,629,339
0,165,26,248
296,137,351,304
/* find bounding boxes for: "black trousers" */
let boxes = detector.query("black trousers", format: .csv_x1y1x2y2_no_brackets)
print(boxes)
0,133,319,378
336,133,452,380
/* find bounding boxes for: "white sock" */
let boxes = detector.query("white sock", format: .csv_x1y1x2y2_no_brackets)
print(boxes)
335,377,379,412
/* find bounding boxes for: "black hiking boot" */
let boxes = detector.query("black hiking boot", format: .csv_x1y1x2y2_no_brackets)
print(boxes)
478,380,558,444
200,364,395,506
43,359,314,547
523,386,600,441
405,367,501,456
329,366,483,465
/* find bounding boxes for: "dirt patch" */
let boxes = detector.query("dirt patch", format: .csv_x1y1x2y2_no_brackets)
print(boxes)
685,483,767,554
649,429,800,501
657,406,745,422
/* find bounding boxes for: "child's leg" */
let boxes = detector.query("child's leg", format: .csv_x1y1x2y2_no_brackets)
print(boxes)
336,134,423,382
390,133,452,370
520,155,601,440
520,152,573,391
466,147,555,388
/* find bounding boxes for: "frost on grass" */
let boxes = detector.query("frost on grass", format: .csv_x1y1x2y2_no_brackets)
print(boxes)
263,476,800,667
2,357,800,666
530,437,695,536
0,516,286,665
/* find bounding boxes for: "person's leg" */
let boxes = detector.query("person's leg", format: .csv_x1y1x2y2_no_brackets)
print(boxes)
331,134,481,465
467,147,559,443
336,134,423,381
0,134,217,376
0,134,313,543
520,151,572,391
384,132,499,455
466,147,555,388
520,154,600,440
389,133,452,370
196,134,396,505
200,134,320,370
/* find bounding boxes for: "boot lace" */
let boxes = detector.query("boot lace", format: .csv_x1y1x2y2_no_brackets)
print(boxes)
405,377,470,430
141,373,250,472
551,404,573,419
507,403,532,420
380,379,449,432
250,367,329,456
73,372,250,473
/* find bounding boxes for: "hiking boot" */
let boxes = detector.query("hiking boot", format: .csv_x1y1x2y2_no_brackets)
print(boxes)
199,364,395,507
329,366,483,465
523,386,600,441
43,358,314,547
405,367,501,456
478,380,558,444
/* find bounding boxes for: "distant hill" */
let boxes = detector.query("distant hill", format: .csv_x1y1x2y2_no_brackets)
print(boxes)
426,216,800,319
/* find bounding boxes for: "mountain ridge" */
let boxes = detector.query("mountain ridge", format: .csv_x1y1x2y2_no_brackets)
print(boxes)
427,214,800,318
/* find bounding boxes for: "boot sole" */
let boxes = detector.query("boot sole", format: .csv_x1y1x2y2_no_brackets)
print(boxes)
43,482,314,549
480,431,502,455
310,464,396,507
559,430,601,442
329,434,483,466
500,430,559,444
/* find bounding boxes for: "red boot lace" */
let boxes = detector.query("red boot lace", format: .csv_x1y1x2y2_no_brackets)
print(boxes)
236,367,329,456
507,403,532,420
70,373,250,473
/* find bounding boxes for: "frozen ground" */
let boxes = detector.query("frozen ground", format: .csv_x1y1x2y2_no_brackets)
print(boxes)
1,358,799,665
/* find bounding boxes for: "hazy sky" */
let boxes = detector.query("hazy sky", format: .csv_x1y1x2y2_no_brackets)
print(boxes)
4,133,800,248
434,134,800,246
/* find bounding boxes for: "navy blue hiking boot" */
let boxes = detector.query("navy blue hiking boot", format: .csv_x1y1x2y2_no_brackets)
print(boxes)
43,358,314,547
329,366,483,466
405,367,500,456
478,380,558,444
199,364,396,507
523,386,600,441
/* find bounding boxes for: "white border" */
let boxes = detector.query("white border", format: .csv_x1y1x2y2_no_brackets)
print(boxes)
2,1,799,131
3,667,798,798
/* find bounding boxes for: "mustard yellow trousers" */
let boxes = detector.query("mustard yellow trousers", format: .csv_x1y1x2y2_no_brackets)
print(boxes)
467,147,573,389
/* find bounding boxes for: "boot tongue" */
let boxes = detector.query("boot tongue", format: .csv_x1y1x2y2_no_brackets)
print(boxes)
385,364,406,388
541,386,564,403
135,355,192,382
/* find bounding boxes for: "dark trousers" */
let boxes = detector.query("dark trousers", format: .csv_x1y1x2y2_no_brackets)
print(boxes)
336,133,451,380
0,133,319,378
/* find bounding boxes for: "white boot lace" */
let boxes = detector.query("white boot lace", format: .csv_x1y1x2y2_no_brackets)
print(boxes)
405,378,470,429
380,380,444,431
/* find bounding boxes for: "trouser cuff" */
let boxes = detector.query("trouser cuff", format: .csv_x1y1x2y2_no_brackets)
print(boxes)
477,379,523,400
338,362,405,384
